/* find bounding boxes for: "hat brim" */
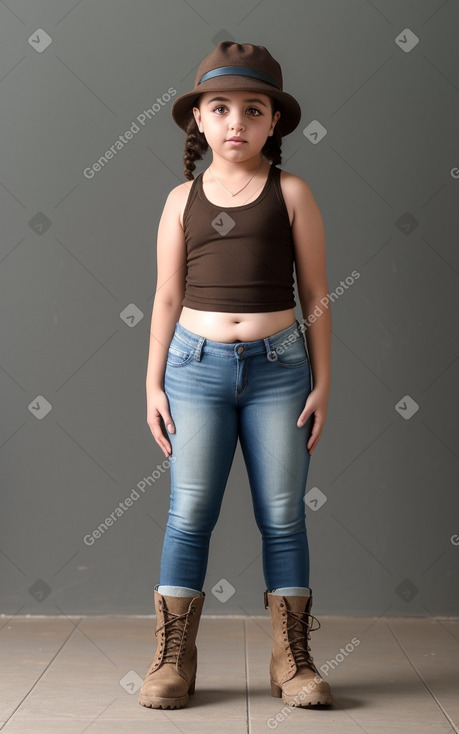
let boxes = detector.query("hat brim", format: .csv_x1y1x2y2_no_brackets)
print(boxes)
171,76,301,137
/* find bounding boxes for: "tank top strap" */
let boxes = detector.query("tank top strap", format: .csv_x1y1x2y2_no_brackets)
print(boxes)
270,165,290,215
183,172,204,230
271,164,281,191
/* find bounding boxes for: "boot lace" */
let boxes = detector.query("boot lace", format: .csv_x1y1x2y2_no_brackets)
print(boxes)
286,609,321,671
155,608,190,664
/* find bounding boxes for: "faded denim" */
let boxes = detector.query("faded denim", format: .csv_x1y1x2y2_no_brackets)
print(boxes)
159,319,314,592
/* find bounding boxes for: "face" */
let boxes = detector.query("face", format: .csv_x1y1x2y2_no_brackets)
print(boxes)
192,90,281,160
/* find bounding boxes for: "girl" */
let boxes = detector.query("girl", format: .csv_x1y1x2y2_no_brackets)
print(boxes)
139,41,334,711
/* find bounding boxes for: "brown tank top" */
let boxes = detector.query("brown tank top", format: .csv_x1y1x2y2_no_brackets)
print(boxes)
181,164,296,313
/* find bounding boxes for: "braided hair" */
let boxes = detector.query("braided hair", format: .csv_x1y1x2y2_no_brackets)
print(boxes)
182,97,283,180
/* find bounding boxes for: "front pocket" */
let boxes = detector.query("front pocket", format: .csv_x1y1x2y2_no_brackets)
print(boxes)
166,341,194,367
274,335,309,368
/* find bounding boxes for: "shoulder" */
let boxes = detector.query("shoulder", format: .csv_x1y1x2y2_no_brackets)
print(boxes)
280,171,325,252
278,169,319,207
162,179,196,229
165,179,195,206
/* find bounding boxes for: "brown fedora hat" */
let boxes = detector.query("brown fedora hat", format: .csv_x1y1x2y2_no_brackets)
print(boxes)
171,41,301,137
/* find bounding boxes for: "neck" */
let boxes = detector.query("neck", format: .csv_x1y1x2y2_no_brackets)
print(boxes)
209,153,267,179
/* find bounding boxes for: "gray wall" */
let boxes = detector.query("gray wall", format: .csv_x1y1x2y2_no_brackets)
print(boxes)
1,0,458,617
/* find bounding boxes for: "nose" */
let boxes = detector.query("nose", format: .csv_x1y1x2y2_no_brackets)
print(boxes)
228,109,245,132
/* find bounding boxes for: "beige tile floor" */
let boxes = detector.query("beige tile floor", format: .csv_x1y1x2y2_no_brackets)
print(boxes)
0,613,458,733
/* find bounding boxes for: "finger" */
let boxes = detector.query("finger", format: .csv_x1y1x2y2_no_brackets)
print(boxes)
307,435,317,454
149,416,173,457
164,417,175,433
155,410,175,436
159,405,175,434
297,409,311,428
306,415,320,443
307,424,322,453
307,436,317,455
152,428,172,458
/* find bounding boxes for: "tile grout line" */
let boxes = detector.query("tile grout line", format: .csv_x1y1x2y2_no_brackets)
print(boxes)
0,622,81,730
244,616,252,734
384,620,459,733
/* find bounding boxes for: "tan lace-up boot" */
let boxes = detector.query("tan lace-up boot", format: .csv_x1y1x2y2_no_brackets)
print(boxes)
138,589,205,709
264,590,334,707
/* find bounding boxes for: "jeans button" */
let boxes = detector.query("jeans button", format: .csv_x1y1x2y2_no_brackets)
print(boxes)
237,346,244,354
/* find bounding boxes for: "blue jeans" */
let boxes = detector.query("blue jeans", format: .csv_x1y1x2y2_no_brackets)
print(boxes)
159,319,314,593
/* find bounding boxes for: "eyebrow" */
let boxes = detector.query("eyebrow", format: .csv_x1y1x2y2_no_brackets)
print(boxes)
206,96,268,108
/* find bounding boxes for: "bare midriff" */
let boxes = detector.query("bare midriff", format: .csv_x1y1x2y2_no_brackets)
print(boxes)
178,306,296,342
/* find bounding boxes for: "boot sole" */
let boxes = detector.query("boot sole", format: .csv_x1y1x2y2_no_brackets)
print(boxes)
138,677,195,709
270,679,334,707
138,693,189,709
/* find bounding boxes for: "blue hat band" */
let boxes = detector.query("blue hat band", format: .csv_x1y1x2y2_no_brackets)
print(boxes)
198,65,281,90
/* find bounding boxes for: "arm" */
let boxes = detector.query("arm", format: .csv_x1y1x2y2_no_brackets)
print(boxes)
287,175,331,455
146,184,187,457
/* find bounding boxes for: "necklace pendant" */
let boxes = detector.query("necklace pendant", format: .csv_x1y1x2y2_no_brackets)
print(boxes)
209,161,264,198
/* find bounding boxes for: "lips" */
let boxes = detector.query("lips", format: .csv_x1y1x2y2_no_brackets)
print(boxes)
227,137,247,142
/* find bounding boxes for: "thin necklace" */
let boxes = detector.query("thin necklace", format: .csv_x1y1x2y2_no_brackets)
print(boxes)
208,161,264,197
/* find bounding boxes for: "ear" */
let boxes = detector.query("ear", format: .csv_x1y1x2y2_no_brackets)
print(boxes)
268,109,281,136
192,106,204,133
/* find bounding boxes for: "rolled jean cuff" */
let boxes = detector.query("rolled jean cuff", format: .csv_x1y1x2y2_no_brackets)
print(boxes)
271,587,311,596
156,584,203,597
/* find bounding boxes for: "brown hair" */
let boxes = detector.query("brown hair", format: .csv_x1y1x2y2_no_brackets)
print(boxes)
182,96,282,180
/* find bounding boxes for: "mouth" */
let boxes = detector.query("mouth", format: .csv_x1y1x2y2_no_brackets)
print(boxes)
227,137,247,143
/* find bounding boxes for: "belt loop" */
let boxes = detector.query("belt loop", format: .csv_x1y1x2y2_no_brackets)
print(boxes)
194,336,205,361
264,336,277,362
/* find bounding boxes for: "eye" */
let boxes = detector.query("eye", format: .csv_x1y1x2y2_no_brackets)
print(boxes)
213,105,227,114
247,107,262,116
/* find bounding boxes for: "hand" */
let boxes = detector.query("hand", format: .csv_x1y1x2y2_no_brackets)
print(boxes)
297,386,329,455
146,386,175,458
